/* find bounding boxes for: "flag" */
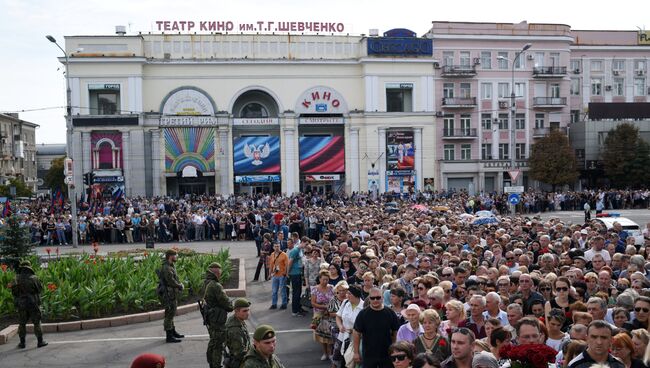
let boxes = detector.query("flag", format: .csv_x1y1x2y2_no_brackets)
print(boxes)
113,187,124,206
1,200,10,218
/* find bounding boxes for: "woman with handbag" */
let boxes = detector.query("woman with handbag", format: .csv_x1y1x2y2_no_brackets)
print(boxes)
312,270,335,361
336,285,364,368
328,281,349,368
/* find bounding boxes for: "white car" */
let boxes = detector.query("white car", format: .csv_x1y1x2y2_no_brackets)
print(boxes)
594,215,644,245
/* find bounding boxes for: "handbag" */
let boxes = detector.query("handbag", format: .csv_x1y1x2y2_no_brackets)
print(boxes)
301,286,312,308
343,340,355,368
231,229,237,237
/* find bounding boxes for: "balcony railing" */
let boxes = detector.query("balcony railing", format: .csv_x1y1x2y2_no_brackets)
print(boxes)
442,129,478,138
533,127,568,137
441,97,477,107
440,65,477,77
533,66,567,77
533,97,567,107
480,159,529,169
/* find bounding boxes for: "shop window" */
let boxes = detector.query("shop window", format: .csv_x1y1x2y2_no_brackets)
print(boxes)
89,84,120,115
386,83,413,112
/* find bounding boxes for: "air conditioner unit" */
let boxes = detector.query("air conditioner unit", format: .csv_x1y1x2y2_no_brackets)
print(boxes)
605,85,612,91
526,54,534,60
433,62,441,69
473,57,481,65
613,70,620,76
638,70,646,76
573,68,581,74
435,111,443,118
498,101,508,109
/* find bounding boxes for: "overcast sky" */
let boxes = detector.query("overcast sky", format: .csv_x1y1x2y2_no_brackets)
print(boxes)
1,0,647,144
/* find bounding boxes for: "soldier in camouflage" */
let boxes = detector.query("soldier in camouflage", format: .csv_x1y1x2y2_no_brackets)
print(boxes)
241,325,286,368
225,298,252,368
204,262,234,368
158,248,185,343
11,260,47,349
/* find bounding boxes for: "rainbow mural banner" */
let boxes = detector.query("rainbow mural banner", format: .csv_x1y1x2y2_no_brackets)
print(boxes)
299,136,345,173
164,127,215,173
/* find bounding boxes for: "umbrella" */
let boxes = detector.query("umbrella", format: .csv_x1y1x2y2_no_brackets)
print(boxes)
431,206,450,212
411,204,428,211
459,213,474,220
475,210,494,218
472,217,499,226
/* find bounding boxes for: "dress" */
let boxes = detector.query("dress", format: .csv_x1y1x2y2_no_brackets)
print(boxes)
413,335,451,364
312,284,334,344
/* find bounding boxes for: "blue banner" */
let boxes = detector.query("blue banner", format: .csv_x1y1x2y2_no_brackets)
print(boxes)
233,136,281,174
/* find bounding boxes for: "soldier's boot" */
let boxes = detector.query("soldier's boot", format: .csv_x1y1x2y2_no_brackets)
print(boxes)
36,337,48,348
18,336,25,349
166,330,181,343
172,329,184,338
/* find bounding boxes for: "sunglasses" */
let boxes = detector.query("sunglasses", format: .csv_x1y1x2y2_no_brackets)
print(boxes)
442,273,452,277
635,307,650,313
391,354,408,362
506,257,515,261
556,287,569,292
369,296,382,301
418,286,426,290
540,288,551,292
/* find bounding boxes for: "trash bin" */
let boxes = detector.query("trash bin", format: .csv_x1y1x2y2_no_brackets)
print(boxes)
145,236,154,249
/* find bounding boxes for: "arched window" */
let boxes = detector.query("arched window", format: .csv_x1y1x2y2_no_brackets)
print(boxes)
240,102,269,118
97,142,114,169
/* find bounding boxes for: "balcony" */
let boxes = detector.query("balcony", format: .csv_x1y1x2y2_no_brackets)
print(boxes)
533,97,567,108
532,127,568,137
532,66,567,78
442,128,478,139
441,97,477,108
440,65,477,78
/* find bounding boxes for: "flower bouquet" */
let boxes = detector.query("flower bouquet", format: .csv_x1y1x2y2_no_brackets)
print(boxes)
499,344,557,368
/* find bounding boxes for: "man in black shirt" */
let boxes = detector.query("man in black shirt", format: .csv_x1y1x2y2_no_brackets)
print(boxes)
353,287,400,368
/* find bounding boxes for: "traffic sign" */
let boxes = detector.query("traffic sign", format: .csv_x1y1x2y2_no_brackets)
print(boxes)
504,186,524,193
64,158,73,176
507,170,520,182
508,193,520,205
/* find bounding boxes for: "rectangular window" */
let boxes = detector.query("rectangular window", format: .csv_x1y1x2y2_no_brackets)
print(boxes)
535,113,545,129
515,82,525,98
570,59,581,72
516,143,526,159
481,51,492,69
460,114,471,135
570,78,580,95
481,113,492,130
613,78,624,96
550,53,560,67
498,113,509,130
498,83,509,98
550,83,561,98
459,51,471,67
481,144,492,160
443,116,455,136
499,144,509,160
386,84,413,112
497,52,508,69
460,144,471,160
443,51,454,66
534,52,544,68
515,113,525,130
634,60,647,73
515,53,525,69
634,78,646,96
613,59,625,72
481,83,492,100
443,83,455,98
571,110,580,123
444,144,455,161
459,83,471,98
591,78,602,96
591,60,603,72
89,84,120,115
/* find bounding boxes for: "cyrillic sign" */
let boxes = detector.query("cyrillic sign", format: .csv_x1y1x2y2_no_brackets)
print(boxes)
305,174,340,181
233,118,279,126
299,117,344,125
160,116,218,126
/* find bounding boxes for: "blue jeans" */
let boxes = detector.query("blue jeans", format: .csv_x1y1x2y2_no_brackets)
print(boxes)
271,276,288,307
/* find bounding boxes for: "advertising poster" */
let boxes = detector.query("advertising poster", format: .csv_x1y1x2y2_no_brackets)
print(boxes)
386,130,414,170
299,136,345,173
164,127,215,173
233,136,281,174
91,132,123,169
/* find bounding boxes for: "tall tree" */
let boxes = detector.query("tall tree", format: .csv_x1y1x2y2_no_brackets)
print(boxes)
44,156,66,194
0,215,35,265
603,123,650,188
528,130,578,191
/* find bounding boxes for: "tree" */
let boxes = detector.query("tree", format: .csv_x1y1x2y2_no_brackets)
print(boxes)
603,123,650,188
528,130,578,191
0,177,33,198
45,156,66,195
0,215,35,265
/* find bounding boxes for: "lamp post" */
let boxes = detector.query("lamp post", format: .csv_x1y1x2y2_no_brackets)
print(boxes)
498,43,531,185
47,35,78,248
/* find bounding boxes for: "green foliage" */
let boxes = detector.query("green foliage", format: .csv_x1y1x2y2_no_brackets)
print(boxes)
528,130,578,191
0,215,35,260
0,177,33,198
603,123,650,188
0,248,232,321
45,156,66,194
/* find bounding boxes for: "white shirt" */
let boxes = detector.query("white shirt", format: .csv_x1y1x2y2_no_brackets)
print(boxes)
336,299,364,342
483,309,509,326
584,248,611,262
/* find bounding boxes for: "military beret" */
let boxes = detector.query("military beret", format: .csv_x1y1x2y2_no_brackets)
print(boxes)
253,324,276,341
208,262,222,269
165,249,177,256
233,298,251,309
131,353,165,368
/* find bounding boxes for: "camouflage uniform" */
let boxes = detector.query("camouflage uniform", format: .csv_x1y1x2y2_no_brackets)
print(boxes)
225,314,251,368
11,262,47,348
159,258,183,332
241,347,285,368
204,270,234,368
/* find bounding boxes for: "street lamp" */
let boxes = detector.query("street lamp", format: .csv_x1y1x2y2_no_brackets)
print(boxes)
47,35,78,248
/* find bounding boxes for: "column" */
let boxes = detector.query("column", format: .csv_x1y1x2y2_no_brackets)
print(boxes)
414,127,423,191
151,130,161,196
218,126,230,196
283,128,296,195
349,127,360,193
122,132,130,196
497,172,504,193
82,132,91,175
478,172,485,194
378,128,386,193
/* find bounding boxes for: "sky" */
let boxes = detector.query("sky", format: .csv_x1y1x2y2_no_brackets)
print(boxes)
0,0,647,144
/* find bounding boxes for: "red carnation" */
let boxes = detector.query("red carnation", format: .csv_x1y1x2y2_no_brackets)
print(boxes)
438,338,447,347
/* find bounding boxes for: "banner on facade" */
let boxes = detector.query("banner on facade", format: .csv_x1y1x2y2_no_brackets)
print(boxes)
305,174,340,181
299,135,345,173
299,117,345,125
160,116,218,126
91,132,123,170
386,130,415,171
235,175,281,183
233,136,281,174
164,127,216,173
232,118,279,126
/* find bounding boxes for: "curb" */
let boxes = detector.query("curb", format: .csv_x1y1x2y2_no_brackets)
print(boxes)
0,258,246,345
